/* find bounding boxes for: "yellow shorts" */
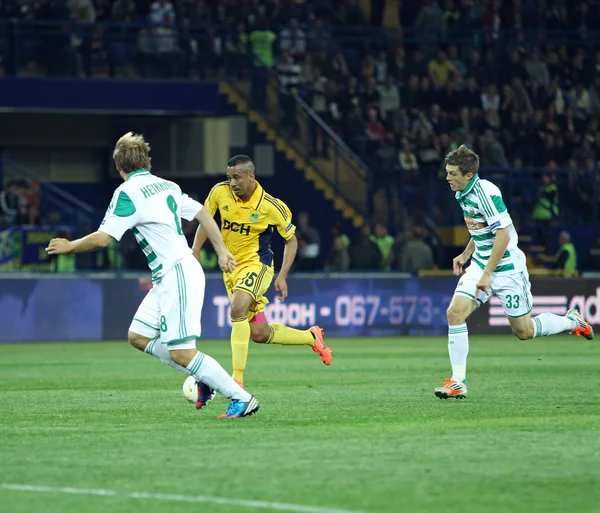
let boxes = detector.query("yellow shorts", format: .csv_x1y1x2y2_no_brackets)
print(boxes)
223,262,274,322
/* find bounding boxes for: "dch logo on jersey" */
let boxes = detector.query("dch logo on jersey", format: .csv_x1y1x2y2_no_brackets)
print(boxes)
222,219,251,235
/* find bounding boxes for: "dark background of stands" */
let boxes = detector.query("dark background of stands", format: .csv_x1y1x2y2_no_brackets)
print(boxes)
0,0,599,274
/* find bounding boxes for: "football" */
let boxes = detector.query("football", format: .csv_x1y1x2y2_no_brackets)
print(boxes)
182,375,197,403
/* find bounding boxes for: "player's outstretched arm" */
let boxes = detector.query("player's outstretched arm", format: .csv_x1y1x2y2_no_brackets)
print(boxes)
46,231,113,255
274,234,298,302
192,224,209,262
194,207,235,272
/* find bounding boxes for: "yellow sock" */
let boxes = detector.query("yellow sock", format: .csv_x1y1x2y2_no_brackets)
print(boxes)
231,317,250,383
268,324,314,346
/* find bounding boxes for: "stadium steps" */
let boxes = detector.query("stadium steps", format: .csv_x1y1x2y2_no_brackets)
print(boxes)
359,0,401,28
528,244,547,254
219,81,364,228
1,156,100,228
308,154,368,218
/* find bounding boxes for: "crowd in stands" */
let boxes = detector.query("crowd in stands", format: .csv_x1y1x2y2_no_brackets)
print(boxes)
3,1,600,180
0,178,43,227
323,222,442,273
1,0,599,273
295,213,443,273
0,178,82,271
263,1,600,229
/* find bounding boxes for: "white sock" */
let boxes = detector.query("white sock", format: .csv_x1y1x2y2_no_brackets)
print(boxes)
145,338,191,375
448,324,469,383
186,351,251,402
532,313,576,337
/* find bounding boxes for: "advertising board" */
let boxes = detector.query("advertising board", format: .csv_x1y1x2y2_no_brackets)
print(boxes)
1,276,597,342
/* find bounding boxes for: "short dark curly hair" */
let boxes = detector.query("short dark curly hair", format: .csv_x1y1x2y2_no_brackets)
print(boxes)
445,145,480,176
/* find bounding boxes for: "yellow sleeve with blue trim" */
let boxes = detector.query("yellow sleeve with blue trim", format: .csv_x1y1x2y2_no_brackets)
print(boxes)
265,195,295,241
204,182,227,217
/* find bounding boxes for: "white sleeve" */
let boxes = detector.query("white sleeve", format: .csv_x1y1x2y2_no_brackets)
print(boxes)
180,193,203,221
478,182,511,233
98,189,138,241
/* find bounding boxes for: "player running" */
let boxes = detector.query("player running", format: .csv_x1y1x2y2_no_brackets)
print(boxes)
435,145,593,399
47,132,259,418
192,155,331,387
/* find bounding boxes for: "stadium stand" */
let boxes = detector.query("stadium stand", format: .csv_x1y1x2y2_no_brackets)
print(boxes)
0,0,598,273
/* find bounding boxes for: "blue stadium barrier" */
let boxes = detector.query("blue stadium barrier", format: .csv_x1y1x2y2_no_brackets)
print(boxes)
0,78,222,113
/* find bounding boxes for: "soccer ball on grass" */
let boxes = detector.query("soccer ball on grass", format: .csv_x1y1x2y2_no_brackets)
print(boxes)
182,375,197,404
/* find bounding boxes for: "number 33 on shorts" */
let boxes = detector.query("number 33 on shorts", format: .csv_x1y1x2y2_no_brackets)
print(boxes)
455,269,533,317
505,294,520,309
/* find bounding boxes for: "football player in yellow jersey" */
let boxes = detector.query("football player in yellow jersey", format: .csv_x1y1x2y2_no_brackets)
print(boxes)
192,155,332,386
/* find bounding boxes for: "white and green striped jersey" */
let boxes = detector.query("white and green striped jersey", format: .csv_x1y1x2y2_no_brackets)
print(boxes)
456,174,526,274
99,169,203,280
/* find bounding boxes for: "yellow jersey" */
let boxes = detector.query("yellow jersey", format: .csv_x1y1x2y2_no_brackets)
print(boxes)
204,181,296,266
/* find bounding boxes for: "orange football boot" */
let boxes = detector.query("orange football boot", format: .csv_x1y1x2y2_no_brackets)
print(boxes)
309,326,332,365
434,378,468,399
567,309,594,340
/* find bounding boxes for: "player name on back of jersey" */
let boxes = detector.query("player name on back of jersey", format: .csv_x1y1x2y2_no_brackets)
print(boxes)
139,181,177,198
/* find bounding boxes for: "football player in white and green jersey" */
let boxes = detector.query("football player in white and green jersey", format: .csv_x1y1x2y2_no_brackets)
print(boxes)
434,145,593,400
47,132,259,418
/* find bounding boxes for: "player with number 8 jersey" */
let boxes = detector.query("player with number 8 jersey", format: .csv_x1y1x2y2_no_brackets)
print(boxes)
193,155,332,387
47,132,260,419
102,169,205,346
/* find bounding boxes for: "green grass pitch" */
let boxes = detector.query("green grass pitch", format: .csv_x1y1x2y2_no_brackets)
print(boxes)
1,337,599,513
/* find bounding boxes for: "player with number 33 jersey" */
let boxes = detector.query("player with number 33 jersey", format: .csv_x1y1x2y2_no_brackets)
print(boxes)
434,145,593,401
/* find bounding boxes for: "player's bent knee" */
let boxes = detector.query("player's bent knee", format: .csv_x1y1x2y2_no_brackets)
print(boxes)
230,290,255,320
250,323,271,343
128,331,150,352
169,348,196,367
512,325,534,340
169,351,186,367
446,305,468,325
230,303,250,320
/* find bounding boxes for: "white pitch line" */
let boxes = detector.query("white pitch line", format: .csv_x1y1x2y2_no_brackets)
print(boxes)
0,483,364,513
